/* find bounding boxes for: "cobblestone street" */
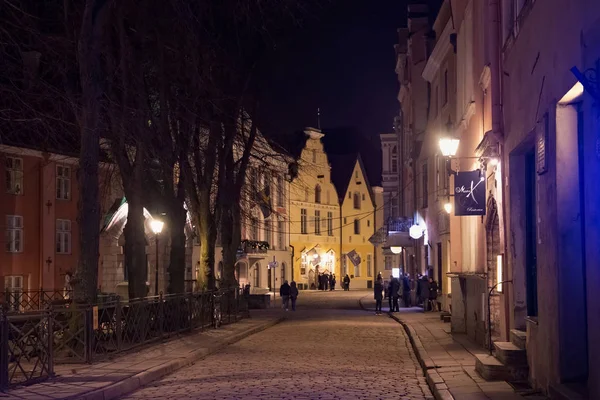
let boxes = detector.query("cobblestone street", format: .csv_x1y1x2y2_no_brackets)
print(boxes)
120,291,433,400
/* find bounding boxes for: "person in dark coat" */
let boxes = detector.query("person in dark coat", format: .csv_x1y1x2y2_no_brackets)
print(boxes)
343,274,351,291
428,277,438,312
280,280,291,311
387,275,394,311
290,281,299,311
323,273,329,290
391,277,401,312
374,273,384,315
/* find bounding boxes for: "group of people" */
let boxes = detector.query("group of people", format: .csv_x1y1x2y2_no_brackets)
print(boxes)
373,273,439,315
279,280,299,311
317,273,336,291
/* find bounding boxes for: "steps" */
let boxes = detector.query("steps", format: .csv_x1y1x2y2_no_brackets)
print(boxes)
439,311,451,323
475,329,529,382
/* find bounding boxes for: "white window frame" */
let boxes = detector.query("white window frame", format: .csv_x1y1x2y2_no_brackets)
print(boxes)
56,219,72,254
6,215,23,253
4,275,24,311
56,165,71,200
6,157,23,195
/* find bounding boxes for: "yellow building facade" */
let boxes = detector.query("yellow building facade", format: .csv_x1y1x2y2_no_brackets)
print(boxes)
289,128,376,290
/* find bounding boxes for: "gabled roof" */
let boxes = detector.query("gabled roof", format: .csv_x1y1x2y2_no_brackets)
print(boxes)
328,153,375,206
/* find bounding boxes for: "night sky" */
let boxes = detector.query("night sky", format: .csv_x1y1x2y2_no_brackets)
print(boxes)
259,1,407,186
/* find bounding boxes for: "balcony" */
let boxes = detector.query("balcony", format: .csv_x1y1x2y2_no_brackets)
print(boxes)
387,217,413,233
238,240,270,257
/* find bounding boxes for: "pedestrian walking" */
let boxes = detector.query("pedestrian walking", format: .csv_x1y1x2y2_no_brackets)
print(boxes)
391,276,401,312
387,275,394,311
324,273,329,290
374,273,384,315
290,281,299,311
343,274,351,291
427,277,438,312
280,280,291,311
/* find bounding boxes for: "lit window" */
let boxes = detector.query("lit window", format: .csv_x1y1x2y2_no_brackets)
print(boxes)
56,219,72,254
6,157,23,195
6,215,23,253
56,165,71,200
4,275,24,311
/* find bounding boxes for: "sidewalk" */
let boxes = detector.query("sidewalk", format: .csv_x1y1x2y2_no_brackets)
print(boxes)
1,310,283,400
360,296,546,400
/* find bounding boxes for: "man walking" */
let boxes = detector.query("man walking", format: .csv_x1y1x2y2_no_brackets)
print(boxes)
280,280,291,311
374,273,384,315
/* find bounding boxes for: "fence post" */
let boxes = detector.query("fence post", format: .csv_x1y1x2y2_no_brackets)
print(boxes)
0,310,8,390
85,306,93,363
116,297,122,352
159,292,164,338
47,309,54,377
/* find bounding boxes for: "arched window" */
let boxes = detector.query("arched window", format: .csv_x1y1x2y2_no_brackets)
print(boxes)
315,184,321,203
391,146,398,173
353,192,361,209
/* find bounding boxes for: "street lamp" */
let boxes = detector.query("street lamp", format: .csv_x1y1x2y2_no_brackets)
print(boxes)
439,137,460,157
444,202,453,214
390,246,403,254
151,219,164,295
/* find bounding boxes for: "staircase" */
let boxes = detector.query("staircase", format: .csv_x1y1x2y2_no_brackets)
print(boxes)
475,329,529,382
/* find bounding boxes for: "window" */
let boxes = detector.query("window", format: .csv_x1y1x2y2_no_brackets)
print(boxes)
367,254,372,277
327,212,333,236
353,193,361,209
304,188,309,202
264,219,271,246
300,255,307,275
253,264,260,288
362,194,365,201
6,157,23,195
384,256,392,270
443,69,449,105
6,215,23,253
314,210,321,235
344,217,347,224
367,220,370,227
348,192,351,199
4,275,23,312
354,258,361,277
342,255,347,276
277,176,284,206
276,220,284,250
56,165,71,200
354,219,360,235
315,184,321,203
250,216,259,240
422,163,428,208
301,209,307,234
312,149,317,163
56,219,71,254
391,146,398,173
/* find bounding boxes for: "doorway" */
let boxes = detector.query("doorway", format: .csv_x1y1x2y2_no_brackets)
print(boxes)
524,150,538,317
437,242,443,293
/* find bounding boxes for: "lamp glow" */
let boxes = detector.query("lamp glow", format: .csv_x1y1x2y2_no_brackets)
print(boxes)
390,246,403,254
444,202,452,214
409,224,424,240
439,137,460,157
489,157,499,166
150,219,164,234
497,254,503,293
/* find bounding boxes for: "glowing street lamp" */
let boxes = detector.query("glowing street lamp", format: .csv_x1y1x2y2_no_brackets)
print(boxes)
390,246,403,254
444,202,452,214
439,137,460,157
151,219,164,295
409,224,424,240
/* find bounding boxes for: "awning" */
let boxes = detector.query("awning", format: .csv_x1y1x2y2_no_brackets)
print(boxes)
383,231,413,247
368,227,388,245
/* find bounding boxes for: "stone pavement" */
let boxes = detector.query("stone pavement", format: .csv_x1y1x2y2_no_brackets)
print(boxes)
120,291,434,400
1,310,282,400
360,296,546,400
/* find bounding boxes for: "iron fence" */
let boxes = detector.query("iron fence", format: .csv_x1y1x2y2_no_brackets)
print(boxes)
1,287,249,390
0,290,72,313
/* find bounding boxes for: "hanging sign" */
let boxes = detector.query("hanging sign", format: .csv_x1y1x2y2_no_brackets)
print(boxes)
454,170,486,216
346,250,361,267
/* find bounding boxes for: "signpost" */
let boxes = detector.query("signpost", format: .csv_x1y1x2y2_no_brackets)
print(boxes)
268,257,278,308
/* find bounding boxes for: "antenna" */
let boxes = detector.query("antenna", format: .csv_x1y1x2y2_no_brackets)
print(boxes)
317,107,321,130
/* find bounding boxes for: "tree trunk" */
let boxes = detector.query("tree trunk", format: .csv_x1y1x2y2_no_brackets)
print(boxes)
74,0,110,304
167,201,187,293
220,192,241,288
198,219,216,290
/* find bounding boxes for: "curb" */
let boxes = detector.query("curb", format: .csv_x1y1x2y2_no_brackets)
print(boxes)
70,317,284,400
358,296,454,400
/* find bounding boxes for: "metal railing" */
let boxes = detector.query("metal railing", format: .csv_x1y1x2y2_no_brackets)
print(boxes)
1,287,249,390
0,290,72,313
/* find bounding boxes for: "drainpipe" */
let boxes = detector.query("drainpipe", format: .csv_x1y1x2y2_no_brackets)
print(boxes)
340,201,343,279
290,245,295,282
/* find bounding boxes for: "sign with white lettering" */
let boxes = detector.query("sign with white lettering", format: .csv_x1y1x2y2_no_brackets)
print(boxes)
454,170,486,216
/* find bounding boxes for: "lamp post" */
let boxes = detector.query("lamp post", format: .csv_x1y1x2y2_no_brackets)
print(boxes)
151,219,164,295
